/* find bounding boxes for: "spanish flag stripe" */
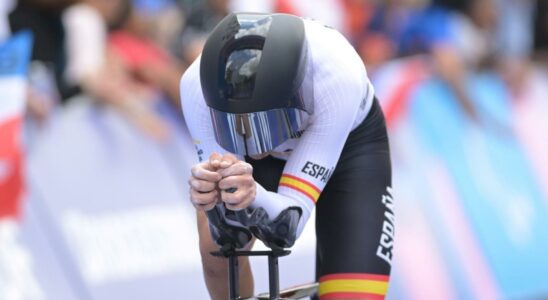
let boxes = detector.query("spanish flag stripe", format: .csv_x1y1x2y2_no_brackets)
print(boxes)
281,174,321,193
320,273,390,282
320,291,385,300
279,175,320,203
318,279,388,296
279,183,317,204
320,293,384,300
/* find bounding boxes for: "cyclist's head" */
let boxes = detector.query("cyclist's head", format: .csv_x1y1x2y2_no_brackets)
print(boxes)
200,13,310,156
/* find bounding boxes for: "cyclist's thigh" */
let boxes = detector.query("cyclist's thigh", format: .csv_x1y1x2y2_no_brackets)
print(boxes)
315,100,394,299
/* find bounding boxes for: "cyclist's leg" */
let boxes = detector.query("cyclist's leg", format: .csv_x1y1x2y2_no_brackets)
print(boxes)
315,99,393,300
197,211,255,300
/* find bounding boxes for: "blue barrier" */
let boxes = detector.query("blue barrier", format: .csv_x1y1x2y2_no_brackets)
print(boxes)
410,74,548,298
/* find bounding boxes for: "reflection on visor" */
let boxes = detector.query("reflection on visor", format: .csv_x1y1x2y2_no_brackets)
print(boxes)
210,107,308,156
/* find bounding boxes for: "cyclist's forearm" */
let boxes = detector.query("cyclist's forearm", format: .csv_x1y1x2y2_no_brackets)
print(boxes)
201,256,253,300
201,255,254,300
197,211,254,299
252,184,312,238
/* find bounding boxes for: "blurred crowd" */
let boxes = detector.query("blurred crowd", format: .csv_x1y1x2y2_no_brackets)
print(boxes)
1,0,547,138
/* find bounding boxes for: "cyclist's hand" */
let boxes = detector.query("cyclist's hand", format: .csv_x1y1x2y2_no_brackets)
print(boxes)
208,152,231,170
217,154,256,211
189,155,223,211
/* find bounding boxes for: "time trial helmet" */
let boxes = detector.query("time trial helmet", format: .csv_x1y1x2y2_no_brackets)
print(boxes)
200,13,311,156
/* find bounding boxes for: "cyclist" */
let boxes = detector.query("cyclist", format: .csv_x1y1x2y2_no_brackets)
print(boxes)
181,13,394,300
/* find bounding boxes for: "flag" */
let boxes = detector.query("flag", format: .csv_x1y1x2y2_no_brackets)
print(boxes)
0,31,33,219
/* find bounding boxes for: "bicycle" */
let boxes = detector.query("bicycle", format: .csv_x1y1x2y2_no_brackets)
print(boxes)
207,207,318,300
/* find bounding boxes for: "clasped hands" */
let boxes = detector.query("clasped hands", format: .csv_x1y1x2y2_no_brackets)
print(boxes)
189,152,256,211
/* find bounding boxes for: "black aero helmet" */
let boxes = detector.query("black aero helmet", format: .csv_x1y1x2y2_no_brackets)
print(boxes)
200,13,310,156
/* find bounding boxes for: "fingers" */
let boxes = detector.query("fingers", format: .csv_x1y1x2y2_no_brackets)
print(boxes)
223,188,255,211
189,159,221,212
218,175,253,191
208,152,223,170
218,161,253,178
219,153,239,169
190,188,219,211
210,152,239,170
219,175,256,211
189,177,217,193
191,162,222,182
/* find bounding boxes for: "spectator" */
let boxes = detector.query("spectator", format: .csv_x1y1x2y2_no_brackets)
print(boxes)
131,0,185,54
496,0,534,60
340,0,376,45
62,0,172,140
9,0,77,101
533,0,548,61
9,0,76,122
273,0,346,33
358,0,425,72
495,0,535,97
0,0,14,40
178,0,230,65
398,0,499,122
108,1,185,107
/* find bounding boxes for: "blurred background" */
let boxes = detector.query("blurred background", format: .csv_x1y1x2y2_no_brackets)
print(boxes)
0,0,547,299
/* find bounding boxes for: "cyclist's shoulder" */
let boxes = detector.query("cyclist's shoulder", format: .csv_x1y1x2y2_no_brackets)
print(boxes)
180,56,207,119
302,19,357,58
180,56,204,106
180,55,201,88
302,19,366,83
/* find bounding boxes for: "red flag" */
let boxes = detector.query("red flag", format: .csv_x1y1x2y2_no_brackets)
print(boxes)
0,116,24,219
0,31,33,220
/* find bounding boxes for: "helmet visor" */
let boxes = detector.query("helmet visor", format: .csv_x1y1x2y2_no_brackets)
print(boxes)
210,107,308,156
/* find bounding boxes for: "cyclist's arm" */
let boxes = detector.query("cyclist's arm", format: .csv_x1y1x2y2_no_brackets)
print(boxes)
181,57,237,162
180,57,254,300
252,37,372,239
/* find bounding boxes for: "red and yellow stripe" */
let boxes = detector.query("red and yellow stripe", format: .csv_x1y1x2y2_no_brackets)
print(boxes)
279,174,320,203
319,273,389,299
